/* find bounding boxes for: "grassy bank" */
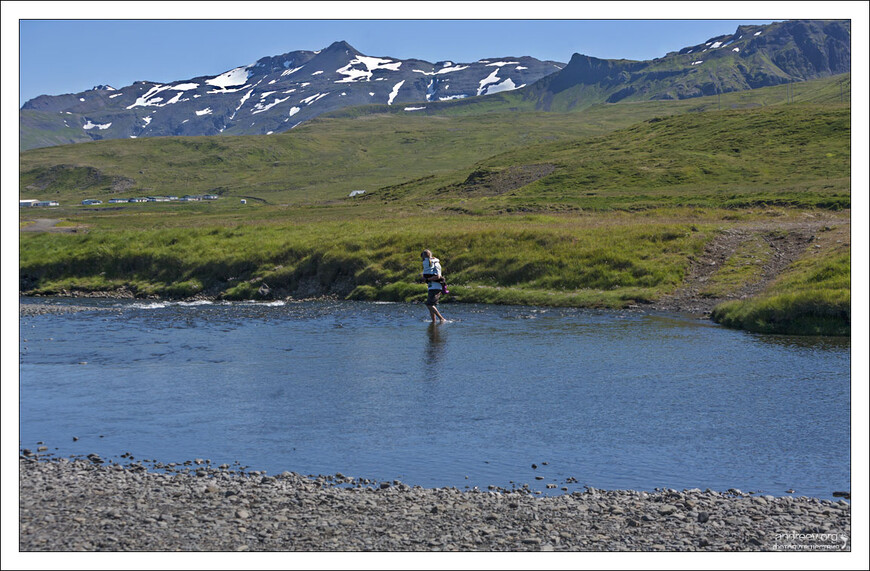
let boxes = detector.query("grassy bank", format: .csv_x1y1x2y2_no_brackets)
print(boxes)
20,214,711,308
711,228,851,336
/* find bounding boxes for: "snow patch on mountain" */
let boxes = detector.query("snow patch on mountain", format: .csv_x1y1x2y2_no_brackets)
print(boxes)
126,84,170,109
196,108,213,116
336,56,403,83
484,77,517,95
388,80,405,105
486,61,520,67
413,64,470,76
252,96,290,114
206,66,252,89
164,91,186,106
300,92,329,105
477,69,502,96
83,120,111,130
125,84,192,109
207,85,250,94
230,89,255,119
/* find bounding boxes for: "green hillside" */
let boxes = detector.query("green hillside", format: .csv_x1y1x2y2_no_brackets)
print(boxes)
19,74,849,207
410,104,850,212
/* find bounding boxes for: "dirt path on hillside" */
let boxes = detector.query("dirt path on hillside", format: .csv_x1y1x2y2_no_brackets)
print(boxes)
650,217,846,315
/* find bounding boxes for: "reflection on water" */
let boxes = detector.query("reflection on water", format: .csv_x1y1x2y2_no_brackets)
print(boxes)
424,323,447,374
18,298,850,498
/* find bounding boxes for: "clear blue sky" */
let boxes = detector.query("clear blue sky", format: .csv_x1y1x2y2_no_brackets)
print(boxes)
14,16,784,106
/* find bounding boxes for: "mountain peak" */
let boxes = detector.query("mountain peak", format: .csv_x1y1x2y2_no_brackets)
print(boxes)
324,40,358,54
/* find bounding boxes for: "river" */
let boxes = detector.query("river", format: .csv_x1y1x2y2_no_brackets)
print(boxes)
18,298,851,499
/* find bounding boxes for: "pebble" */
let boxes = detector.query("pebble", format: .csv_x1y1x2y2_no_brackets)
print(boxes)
17,456,851,552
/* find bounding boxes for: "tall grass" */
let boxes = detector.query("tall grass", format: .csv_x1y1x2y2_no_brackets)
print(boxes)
20,217,709,308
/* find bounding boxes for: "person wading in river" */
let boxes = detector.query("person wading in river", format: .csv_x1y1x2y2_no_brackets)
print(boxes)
420,249,447,323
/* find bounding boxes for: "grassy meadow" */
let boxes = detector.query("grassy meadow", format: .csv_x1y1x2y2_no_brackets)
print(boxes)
19,75,852,335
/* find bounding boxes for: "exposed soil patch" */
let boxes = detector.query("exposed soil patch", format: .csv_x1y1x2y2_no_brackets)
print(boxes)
457,164,557,196
652,219,840,315
19,218,84,234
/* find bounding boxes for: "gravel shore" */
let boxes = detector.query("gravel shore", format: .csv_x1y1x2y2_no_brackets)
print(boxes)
18,302,119,317
19,456,850,552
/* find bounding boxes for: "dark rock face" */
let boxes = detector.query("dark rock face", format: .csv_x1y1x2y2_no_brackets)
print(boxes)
523,19,850,109
20,40,564,149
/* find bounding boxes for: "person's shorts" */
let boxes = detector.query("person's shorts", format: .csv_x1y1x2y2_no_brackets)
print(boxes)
425,289,442,306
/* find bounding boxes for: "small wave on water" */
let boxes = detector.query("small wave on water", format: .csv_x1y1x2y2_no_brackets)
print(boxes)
122,301,171,310
241,300,286,307
115,299,291,310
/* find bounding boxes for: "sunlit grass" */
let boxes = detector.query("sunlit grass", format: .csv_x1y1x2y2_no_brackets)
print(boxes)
20,216,710,308
711,228,850,335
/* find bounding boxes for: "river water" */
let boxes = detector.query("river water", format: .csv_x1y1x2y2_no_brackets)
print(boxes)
18,298,851,498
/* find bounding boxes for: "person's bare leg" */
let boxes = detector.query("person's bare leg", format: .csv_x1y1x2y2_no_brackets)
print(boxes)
432,305,446,322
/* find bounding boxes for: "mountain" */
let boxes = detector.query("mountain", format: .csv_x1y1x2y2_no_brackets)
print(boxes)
520,20,850,110
19,20,851,150
19,40,564,150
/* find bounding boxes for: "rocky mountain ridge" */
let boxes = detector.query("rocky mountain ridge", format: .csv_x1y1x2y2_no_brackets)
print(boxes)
524,19,850,109
19,40,563,149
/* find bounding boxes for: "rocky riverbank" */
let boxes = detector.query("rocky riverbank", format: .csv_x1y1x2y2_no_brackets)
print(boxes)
19,456,851,552
18,302,121,317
